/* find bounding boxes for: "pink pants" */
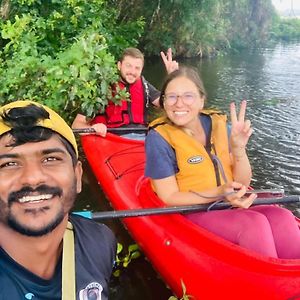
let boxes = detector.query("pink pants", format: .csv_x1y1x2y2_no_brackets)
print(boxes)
186,205,300,258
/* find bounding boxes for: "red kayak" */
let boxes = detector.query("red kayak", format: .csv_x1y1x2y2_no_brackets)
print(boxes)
81,133,300,300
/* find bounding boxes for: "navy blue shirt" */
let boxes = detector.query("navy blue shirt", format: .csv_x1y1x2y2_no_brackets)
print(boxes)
0,215,116,300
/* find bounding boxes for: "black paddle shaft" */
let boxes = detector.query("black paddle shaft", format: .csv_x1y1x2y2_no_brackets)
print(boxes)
91,195,300,221
73,127,147,134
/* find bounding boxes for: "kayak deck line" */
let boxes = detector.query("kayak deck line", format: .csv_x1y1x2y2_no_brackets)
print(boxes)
104,144,145,179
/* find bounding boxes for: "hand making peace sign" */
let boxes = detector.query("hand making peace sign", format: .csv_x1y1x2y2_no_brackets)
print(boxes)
160,48,179,74
229,100,253,154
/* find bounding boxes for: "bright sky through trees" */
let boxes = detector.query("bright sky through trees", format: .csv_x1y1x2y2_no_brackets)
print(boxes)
272,0,300,12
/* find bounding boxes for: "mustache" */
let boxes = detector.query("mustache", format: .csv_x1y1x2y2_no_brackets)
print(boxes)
126,73,136,77
8,185,62,205
120,74,136,84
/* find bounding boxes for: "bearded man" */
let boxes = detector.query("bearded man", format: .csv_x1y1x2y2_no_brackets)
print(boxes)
0,100,116,300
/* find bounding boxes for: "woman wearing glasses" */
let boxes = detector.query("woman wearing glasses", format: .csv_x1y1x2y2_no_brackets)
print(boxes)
145,66,300,258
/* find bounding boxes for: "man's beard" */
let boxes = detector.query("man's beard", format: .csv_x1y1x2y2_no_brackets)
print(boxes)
120,73,136,85
0,180,78,237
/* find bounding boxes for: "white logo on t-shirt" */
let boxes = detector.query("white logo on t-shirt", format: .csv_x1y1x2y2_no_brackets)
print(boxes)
79,282,103,300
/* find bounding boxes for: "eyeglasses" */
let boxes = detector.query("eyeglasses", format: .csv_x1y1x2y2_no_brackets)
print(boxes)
163,92,198,106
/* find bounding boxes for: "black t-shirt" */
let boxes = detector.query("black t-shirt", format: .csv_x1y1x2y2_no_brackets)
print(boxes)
0,215,117,300
142,78,160,104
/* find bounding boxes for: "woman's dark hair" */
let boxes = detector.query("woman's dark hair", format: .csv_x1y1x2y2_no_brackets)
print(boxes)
1,104,77,166
159,66,207,107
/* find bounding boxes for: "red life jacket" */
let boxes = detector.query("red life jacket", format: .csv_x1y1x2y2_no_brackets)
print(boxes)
92,77,149,128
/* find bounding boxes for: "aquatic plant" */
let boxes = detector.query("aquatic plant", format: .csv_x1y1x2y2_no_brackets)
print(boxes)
113,243,141,277
168,280,193,300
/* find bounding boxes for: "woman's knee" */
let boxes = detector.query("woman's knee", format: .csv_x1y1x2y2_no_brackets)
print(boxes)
237,210,271,230
251,205,294,220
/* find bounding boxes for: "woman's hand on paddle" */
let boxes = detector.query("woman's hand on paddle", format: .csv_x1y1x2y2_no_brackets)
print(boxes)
221,181,257,208
160,48,179,74
229,100,253,156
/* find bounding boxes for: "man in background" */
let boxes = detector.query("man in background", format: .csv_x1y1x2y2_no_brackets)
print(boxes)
72,48,178,137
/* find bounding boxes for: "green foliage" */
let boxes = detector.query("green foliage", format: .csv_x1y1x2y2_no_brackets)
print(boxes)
113,243,141,277
108,0,276,57
145,0,230,57
0,0,144,122
168,280,193,300
270,17,300,41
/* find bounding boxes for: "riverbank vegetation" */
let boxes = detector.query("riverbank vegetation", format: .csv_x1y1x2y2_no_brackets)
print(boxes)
0,0,298,119
111,0,276,57
271,16,300,41
0,0,143,120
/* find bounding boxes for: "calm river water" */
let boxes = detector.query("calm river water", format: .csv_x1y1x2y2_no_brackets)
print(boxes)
75,41,300,299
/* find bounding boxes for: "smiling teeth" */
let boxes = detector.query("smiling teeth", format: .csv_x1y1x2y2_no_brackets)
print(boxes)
174,111,187,115
18,194,53,203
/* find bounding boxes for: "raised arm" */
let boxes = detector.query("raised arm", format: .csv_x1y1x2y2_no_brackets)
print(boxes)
229,100,253,186
160,48,179,74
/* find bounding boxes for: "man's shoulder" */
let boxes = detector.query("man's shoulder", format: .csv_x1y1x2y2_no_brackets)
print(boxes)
69,215,116,300
69,214,116,245
141,76,153,88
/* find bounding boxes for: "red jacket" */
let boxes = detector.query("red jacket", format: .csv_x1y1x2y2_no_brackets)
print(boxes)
92,77,149,127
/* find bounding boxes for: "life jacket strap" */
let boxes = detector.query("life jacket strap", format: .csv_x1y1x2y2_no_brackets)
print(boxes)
62,221,76,300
